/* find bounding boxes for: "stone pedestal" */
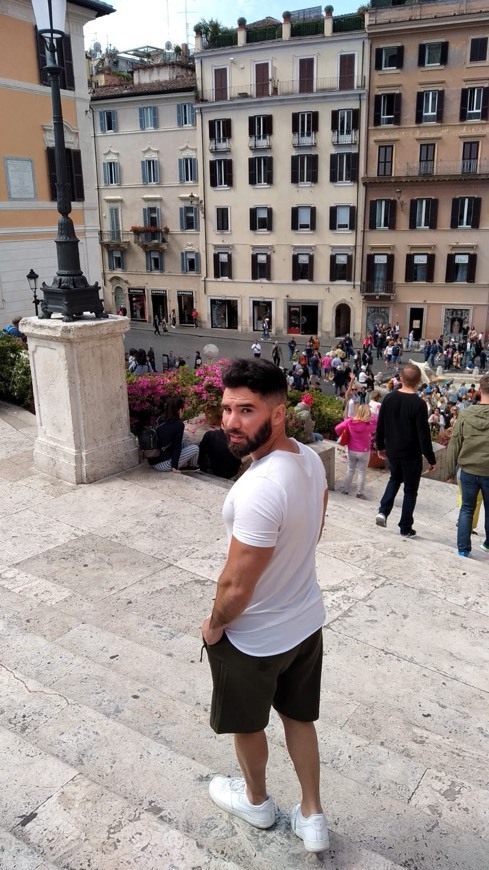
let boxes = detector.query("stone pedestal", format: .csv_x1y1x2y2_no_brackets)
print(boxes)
20,316,139,484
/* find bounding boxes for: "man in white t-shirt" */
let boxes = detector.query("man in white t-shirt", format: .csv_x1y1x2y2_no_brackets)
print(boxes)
201,359,329,854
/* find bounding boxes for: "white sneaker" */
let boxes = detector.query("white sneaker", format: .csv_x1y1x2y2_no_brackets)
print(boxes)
290,804,330,853
209,776,275,829
375,512,387,527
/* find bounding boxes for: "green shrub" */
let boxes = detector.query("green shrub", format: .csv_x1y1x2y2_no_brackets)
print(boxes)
285,388,343,439
0,334,33,409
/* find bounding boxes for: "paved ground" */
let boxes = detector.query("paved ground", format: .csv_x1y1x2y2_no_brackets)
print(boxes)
0,401,488,869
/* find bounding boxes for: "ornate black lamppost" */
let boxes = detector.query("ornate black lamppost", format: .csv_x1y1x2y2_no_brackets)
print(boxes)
26,268,40,316
31,0,106,321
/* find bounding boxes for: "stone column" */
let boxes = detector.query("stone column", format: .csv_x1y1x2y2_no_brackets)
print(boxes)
282,16,291,39
20,316,139,485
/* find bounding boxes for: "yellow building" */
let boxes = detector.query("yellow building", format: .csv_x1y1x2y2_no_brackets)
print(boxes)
0,0,113,322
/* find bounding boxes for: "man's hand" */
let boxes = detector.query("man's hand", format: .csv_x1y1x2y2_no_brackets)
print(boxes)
377,450,387,460
201,616,224,646
172,468,182,474
428,464,435,471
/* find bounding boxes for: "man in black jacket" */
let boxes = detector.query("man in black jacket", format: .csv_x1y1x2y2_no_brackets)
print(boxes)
375,364,436,537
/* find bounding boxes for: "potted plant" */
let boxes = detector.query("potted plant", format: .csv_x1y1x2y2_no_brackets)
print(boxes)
283,10,292,21
325,5,334,16
237,16,247,27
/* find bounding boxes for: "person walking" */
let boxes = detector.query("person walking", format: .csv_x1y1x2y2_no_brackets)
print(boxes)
271,341,282,367
335,405,378,499
251,340,262,359
201,359,330,854
153,314,161,335
447,373,489,557
375,363,436,537
287,337,297,361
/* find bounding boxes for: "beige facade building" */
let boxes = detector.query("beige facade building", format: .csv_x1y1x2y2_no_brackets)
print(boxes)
194,12,368,339
363,0,489,341
91,62,200,325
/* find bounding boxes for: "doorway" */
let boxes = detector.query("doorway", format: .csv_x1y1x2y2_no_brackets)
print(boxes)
409,307,424,341
335,303,351,337
177,291,194,325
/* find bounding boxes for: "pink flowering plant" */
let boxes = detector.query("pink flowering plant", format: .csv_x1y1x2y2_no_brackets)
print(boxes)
193,360,230,425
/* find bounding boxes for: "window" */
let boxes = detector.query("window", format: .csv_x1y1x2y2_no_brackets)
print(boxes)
460,87,489,121
377,145,393,177
375,46,404,70
470,37,488,63
216,207,230,232
103,161,120,185
209,118,232,150
213,251,232,278
255,61,270,97
365,253,394,292
292,112,318,145
139,106,158,130
146,250,164,272
250,207,272,231
299,57,314,93
450,197,481,229
291,154,318,185
418,42,448,67
179,157,198,183
445,253,477,283
330,253,352,281
409,198,438,229
416,90,444,123
177,103,195,126
248,114,273,147
330,153,358,183
179,206,199,231
330,205,355,231
248,156,273,185
292,252,314,281
331,108,359,144
291,206,316,231
181,251,200,273
462,141,479,173
419,143,435,175
108,250,125,271
339,53,355,89
99,110,118,133
46,147,84,201
214,67,228,101
251,252,271,280
405,253,435,282
143,206,161,228
369,199,396,230
141,159,159,184
36,29,74,90
210,159,233,187
374,93,401,126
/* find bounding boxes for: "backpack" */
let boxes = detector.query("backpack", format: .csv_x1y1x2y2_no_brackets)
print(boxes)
137,417,166,458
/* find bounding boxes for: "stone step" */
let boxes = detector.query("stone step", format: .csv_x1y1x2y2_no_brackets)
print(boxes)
0,827,58,870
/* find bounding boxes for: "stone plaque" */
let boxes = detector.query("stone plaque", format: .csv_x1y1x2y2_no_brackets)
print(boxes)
5,158,36,200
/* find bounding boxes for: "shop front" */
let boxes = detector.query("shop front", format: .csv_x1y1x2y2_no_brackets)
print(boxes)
365,305,390,335
443,307,471,339
151,289,168,324
177,290,194,325
128,288,147,321
210,298,238,329
286,303,318,335
252,299,273,333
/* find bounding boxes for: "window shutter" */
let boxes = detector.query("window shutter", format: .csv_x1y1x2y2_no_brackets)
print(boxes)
143,207,149,225
108,251,114,270
209,119,216,138
155,206,161,225
111,111,118,132
224,118,232,138
291,207,298,230
46,147,56,200
373,95,381,126
330,154,338,183
472,197,481,228
415,93,423,124
329,207,336,231
292,112,299,133
152,107,158,128
351,108,359,130
213,252,219,278
99,111,107,133
426,254,435,282
267,207,273,230
249,158,257,185
389,200,397,230
189,105,195,125
350,153,358,182
375,48,383,70
141,161,148,184
481,87,489,120
445,254,455,282
386,254,394,283
139,107,145,129
191,158,197,182
459,89,468,122
227,254,233,279
311,111,319,133
311,155,318,184
181,252,187,273
266,115,273,134
250,208,257,231
409,199,417,229
405,254,414,282
248,116,254,136
366,254,374,281
330,255,336,281
346,255,352,281
145,252,151,271
291,156,299,184
154,161,160,183
193,208,199,230
103,163,109,185
62,36,74,90
308,255,314,281
265,254,271,281
436,90,444,122
292,254,299,280
114,163,120,184
393,93,401,125
178,159,185,183
450,199,459,229
226,159,233,187
429,199,438,229
331,109,339,131
35,27,49,85
177,104,183,126
251,253,258,280
418,44,425,67
467,254,477,282
369,200,377,230
310,207,316,231
349,206,356,231
179,208,185,231
440,42,448,65
70,150,84,201
266,156,273,185
396,46,404,69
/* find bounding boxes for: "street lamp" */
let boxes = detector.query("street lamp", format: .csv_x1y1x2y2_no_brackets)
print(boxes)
26,268,40,316
31,0,106,321
188,192,205,216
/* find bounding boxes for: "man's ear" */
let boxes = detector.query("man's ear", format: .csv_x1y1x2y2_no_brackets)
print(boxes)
272,402,286,427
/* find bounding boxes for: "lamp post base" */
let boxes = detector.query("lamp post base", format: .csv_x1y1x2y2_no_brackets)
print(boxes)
39,278,108,322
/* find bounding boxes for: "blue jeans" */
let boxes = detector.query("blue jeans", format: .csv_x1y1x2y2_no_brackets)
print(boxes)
457,469,489,553
379,456,423,533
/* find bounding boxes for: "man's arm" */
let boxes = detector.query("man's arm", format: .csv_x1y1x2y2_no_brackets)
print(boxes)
446,417,463,480
202,537,275,645
318,489,328,541
416,404,436,466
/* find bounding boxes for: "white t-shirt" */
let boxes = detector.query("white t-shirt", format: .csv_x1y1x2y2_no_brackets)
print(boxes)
222,441,327,656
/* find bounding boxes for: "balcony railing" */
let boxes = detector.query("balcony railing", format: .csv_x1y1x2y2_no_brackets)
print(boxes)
332,130,358,145
248,135,271,149
133,229,167,249
197,75,365,102
209,137,231,152
292,132,317,147
404,160,489,177
360,282,396,299
98,231,131,248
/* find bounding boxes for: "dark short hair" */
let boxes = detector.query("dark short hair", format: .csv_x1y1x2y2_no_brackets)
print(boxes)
222,358,287,403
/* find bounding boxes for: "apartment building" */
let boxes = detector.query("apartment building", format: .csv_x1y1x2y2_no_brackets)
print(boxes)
194,11,368,338
363,0,489,340
91,62,200,324
0,0,113,320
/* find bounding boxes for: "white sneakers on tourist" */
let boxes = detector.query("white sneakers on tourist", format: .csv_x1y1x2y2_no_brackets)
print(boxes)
208,776,276,829
375,512,387,527
290,804,330,853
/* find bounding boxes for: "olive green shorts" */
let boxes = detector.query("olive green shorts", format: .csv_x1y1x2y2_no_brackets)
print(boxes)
205,628,323,734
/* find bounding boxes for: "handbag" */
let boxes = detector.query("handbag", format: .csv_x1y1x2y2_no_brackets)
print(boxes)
338,424,350,446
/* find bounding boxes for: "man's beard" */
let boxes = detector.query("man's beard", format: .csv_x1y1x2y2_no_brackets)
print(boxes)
224,418,272,458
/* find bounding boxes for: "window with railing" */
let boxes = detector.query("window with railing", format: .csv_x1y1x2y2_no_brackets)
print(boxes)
377,145,393,177
292,111,318,145
461,141,479,174
460,87,489,121
416,90,443,124
419,143,435,176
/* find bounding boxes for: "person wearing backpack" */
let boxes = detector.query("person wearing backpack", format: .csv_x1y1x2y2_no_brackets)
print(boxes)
150,397,199,473
131,349,154,376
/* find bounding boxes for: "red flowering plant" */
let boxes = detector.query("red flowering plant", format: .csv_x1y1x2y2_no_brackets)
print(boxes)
126,366,196,431
193,360,231,425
